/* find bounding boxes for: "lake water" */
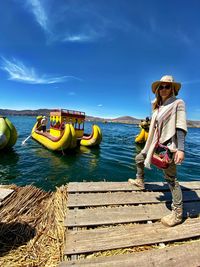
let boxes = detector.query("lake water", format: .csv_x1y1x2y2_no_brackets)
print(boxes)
0,116,200,191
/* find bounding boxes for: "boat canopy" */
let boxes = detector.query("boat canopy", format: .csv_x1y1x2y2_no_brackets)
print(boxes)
50,109,85,119
49,109,85,136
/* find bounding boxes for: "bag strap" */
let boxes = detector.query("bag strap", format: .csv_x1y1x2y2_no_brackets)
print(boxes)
156,107,169,148
156,106,160,143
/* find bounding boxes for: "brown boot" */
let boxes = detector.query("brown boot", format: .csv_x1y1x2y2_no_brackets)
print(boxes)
161,206,183,227
128,177,145,190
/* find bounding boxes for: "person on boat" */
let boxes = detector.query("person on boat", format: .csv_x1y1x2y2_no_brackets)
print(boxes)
145,116,150,125
129,75,187,227
41,116,48,132
140,116,150,131
140,116,150,123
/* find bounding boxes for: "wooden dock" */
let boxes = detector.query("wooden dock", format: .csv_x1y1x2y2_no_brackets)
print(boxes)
0,186,14,207
59,181,200,267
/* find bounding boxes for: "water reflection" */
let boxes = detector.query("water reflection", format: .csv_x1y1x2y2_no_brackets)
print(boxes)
79,146,101,172
0,149,20,181
30,144,101,189
0,148,19,163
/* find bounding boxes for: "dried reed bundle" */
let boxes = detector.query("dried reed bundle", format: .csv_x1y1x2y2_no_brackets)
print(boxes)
0,184,68,267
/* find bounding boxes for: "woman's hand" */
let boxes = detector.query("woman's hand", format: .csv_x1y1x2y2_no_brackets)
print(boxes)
174,150,185,165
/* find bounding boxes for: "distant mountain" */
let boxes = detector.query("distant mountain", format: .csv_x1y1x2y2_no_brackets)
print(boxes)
187,120,200,128
86,115,106,122
86,115,141,124
111,116,140,124
0,108,51,116
0,109,200,127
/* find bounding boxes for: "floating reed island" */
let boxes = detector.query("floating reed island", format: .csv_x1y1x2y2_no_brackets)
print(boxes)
0,181,200,267
0,184,67,267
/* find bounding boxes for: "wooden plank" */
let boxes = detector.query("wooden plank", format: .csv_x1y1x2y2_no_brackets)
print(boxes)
0,188,14,201
67,181,200,193
67,190,200,207
60,241,200,266
64,217,200,255
71,204,79,261
65,201,200,227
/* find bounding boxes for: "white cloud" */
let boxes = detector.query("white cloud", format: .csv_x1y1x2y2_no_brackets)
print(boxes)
26,0,49,33
175,30,193,46
149,17,157,33
22,1,127,43
182,79,200,85
63,34,94,43
68,91,76,96
98,104,103,107
1,57,81,84
142,16,194,47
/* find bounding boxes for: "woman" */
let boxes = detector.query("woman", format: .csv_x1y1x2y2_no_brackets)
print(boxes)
129,75,187,227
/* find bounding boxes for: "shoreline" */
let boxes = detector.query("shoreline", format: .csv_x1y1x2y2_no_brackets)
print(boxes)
0,107,200,128
1,113,200,128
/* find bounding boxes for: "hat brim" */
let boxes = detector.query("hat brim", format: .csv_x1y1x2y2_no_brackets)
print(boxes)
152,81,181,94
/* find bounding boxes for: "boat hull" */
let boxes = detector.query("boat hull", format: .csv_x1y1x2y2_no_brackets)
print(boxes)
135,128,148,144
31,122,76,151
0,117,17,150
80,124,102,147
5,117,18,148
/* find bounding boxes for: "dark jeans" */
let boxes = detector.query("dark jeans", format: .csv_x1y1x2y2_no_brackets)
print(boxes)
42,125,46,132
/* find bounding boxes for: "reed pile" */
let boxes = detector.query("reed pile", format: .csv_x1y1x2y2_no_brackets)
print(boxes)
0,184,68,267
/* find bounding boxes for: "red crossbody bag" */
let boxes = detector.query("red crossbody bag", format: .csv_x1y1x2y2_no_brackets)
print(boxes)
151,109,174,169
151,142,173,169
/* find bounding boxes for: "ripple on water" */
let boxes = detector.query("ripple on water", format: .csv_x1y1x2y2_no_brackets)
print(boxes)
0,117,199,190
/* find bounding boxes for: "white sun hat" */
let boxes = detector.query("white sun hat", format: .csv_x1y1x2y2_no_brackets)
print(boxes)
152,75,181,95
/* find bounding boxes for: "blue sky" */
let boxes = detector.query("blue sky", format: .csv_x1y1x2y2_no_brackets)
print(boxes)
0,0,200,120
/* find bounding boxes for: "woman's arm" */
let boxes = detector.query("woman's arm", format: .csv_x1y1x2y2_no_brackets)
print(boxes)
174,128,186,164
177,128,186,151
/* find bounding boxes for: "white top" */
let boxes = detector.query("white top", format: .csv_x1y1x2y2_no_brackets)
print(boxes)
41,117,48,126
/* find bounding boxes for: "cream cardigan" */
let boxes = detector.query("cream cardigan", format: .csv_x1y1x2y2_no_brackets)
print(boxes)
141,96,187,169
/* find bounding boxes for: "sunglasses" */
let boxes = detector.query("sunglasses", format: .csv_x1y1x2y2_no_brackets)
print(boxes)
159,84,171,90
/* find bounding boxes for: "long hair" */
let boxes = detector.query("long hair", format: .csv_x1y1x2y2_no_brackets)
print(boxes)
152,86,175,111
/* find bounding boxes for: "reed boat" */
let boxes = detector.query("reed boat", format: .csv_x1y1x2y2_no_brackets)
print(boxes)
0,116,18,150
31,109,102,151
135,118,150,144
80,124,102,146
31,122,76,151
135,128,149,144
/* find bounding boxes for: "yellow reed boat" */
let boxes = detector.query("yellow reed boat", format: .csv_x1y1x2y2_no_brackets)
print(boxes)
135,118,150,144
80,124,102,147
31,109,102,151
0,116,18,150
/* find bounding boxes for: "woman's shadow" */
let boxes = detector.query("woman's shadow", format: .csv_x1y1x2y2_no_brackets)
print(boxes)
0,221,36,256
150,183,200,219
